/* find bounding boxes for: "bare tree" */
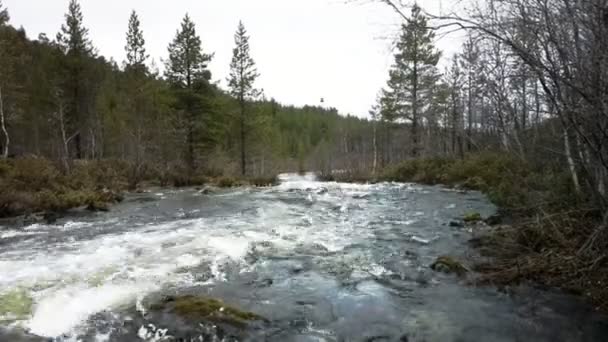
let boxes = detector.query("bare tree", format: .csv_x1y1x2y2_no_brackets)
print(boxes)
0,85,8,158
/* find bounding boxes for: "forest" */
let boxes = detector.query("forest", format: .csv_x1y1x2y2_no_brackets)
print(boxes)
1,0,608,314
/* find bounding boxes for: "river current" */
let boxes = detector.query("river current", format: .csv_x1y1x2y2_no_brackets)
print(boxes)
0,173,606,341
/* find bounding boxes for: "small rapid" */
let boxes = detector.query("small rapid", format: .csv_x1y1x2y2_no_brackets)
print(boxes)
0,173,606,341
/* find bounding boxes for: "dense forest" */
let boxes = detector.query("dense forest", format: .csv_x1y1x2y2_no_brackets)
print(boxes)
0,0,373,183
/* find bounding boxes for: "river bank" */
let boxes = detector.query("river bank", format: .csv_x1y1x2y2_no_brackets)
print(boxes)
0,157,279,224
324,152,608,313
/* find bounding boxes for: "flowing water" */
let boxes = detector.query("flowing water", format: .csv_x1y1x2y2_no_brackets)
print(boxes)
0,174,606,341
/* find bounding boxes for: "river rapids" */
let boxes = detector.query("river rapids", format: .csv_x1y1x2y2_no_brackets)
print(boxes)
0,173,606,341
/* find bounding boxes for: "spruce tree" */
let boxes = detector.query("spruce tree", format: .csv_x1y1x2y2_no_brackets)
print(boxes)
125,10,148,73
382,5,440,157
228,21,260,176
165,14,213,172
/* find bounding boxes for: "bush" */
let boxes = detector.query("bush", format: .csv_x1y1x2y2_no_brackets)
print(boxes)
383,152,574,211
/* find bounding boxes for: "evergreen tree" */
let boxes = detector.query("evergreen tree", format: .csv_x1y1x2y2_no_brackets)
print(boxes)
165,14,213,172
125,10,148,73
382,5,440,157
57,0,94,56
165,14,212,89
228,21,260,176
56,0,96,159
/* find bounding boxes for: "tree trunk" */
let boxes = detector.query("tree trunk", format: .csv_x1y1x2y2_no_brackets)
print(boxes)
0,86,9,159
372,119,378,174
240,98,246,176
564,127,582,194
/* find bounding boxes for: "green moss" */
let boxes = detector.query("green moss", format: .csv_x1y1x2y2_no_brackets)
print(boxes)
463,212,482,223
0,288,34,321
152,295,264,328
431,256,469,276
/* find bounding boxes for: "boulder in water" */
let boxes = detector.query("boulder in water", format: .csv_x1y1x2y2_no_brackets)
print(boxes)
463,212,482,223
198,186,217,195
150,295,265,328
449,220,464,228
430,256,469,276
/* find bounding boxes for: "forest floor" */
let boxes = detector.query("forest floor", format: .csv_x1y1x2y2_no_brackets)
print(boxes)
324,153,608,312
0,157,278,224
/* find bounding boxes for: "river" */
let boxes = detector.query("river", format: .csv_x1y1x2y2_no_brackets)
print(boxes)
0,173,606,341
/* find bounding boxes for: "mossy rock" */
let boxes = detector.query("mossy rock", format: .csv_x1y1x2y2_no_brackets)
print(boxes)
0,288,34,321
463,212,482,223
151,295,265,328
431,256,469,276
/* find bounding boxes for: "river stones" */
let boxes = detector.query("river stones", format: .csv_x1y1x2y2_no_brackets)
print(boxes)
430,256,469,276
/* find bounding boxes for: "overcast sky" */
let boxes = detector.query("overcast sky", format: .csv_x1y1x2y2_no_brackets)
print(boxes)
3,0,463,118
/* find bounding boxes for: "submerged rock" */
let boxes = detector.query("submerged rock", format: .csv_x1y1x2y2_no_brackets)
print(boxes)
430,256,469,276
150,295,265,328
449,220,464,228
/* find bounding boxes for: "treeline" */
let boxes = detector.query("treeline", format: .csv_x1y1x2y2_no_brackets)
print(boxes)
0,0,373,186
371,0,607,238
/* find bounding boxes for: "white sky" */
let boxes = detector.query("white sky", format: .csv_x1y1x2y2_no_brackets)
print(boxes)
3,0,464,118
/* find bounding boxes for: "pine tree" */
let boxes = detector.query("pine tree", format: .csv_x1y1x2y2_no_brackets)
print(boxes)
125,10,148,73
228,21,260,176
165,14,213,172
383,5,441,157
165,14,212,89
56,0,95,159
57,0,94,56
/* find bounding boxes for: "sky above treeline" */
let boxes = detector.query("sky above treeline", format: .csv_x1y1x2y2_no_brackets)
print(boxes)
4,0,463,118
